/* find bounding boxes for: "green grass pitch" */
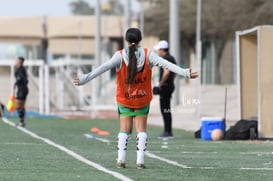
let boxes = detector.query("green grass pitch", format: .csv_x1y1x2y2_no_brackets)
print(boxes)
0,117,273,181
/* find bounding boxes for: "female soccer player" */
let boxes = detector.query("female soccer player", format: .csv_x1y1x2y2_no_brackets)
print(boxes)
73,28,198,169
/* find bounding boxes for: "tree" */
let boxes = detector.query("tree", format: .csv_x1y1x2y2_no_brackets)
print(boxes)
103,0,124,15
69,0,95,15
69,0,124,16
144,0,273,84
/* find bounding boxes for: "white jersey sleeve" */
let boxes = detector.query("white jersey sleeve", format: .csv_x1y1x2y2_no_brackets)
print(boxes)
78,51,122,85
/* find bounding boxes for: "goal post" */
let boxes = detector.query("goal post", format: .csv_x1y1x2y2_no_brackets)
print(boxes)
236,25,273,139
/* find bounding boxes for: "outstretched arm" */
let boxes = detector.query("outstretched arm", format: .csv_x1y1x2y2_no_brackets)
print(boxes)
73,52,122,86
148,50,198,79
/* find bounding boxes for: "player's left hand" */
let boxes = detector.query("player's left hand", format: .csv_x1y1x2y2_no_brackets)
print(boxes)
73,77,80,86
190,72,198,79
190,69,198,79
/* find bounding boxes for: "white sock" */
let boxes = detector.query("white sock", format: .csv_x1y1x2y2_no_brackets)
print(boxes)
117,132,128,163
136,132,148,164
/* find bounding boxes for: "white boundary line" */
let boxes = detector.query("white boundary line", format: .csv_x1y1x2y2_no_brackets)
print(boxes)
240,168,273,171
145,151,273,171
240,152,273,155
1,117,133,181
2,142,42,145
84,133,111,144
145,151,191,169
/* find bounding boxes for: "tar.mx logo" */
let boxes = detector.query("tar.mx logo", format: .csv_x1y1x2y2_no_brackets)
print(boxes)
182,95,200,107
162,95,200,114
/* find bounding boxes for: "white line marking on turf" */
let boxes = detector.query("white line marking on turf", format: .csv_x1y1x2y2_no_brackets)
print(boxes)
180,151,218,154
2,117,133,181
145,151,191,169
239,152,272,155
2,142,42,145
84,133,110,144
145,151,273,171
96,137,110,143
240,168,273,171
145,152,214,170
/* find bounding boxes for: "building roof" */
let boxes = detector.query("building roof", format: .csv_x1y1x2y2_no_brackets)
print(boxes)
0,16,125,54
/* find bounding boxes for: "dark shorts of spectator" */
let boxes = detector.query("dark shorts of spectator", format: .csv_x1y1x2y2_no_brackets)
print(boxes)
16,87,29,101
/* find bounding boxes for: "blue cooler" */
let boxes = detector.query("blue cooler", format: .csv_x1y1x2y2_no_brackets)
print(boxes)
201,117,225,140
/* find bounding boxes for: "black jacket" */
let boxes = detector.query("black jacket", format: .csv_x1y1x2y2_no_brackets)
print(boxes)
15,66,28,88
159,53,176,87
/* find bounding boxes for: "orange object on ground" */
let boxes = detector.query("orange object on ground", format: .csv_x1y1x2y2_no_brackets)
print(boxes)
98,130,110,136
6,93,15,113
90,127,100,133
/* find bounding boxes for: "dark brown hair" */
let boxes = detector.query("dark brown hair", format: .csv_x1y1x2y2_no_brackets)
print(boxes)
125,28,142,85
18,56,25,62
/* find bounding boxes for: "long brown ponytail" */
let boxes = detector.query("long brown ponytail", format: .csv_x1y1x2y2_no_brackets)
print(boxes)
125,28,142,85
127,44,137,84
